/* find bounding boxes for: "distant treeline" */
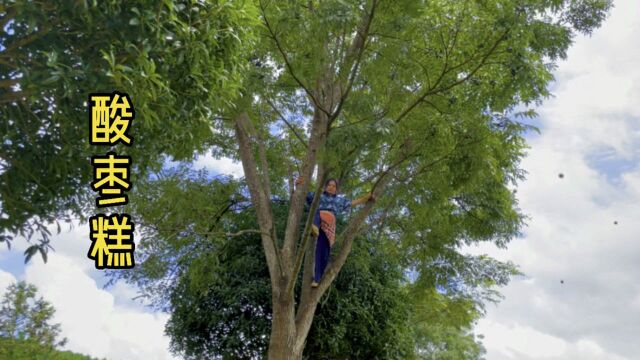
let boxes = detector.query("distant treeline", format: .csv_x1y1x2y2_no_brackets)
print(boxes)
0,338,104,360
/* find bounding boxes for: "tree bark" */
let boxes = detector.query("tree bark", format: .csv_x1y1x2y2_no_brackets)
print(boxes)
268,279,300,359
233,112,282,283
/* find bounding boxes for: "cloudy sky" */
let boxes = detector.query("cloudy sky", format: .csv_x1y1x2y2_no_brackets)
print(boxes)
1,1,638,359
462,0,640,359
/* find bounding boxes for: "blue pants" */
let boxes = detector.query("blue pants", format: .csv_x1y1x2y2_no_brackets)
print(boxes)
314,211,331,283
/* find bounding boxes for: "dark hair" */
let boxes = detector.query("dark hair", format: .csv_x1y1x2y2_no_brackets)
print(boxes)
325,178,339,192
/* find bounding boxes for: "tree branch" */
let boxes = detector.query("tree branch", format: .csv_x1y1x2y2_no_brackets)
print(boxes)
0,7,16,32
259,0,330,116
223,229,269,238
137,222,267,239
286,170,327,296
0,91,33,104
0,79,19,88
393,29,510,124
393,132,494,185
265,97,308,149
1,27,51,55
329,0,379,123
281,103,330,276
233,112,283,280
203,200,237,241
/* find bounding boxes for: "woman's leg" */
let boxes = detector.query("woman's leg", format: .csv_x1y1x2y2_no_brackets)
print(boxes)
314,230,331,283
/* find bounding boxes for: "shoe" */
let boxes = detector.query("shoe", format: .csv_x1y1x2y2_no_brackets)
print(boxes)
311,281,319,288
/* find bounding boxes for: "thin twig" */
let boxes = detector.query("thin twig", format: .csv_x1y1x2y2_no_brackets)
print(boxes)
265,97,308,148
259,0,330,116
393,29,510,124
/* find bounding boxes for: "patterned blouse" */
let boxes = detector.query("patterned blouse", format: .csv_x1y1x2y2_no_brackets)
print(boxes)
306,191,351,219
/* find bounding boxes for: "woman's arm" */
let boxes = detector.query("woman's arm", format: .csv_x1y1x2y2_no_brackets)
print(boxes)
351,192,374,206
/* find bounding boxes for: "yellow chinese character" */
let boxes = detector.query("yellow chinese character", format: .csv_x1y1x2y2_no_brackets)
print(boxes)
90,95,111,143
89,92,134,145
88,214,135,269
91,152,131,207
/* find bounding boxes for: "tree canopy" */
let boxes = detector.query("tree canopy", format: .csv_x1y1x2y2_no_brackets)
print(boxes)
0,337,103,360
0,0,256,253
0,281,101,359
0,281,66,350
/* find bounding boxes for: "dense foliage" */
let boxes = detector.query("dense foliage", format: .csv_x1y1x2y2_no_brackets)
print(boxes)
0,337,102,360
110,169,516,359
0,0,256,256
165,199,417,359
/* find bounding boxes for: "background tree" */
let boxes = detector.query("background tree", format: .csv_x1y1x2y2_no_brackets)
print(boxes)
1,0,612,358
0,337,103,360
0,284,103,359
0,281,67,358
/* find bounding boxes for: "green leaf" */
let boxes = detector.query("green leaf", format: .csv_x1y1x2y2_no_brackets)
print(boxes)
24,246,38,264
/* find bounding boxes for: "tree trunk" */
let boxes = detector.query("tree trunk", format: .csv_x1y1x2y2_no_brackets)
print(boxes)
258,5,380,356
268,285,303,360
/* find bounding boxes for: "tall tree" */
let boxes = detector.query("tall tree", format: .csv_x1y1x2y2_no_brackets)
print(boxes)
226,1,610,357
2,0,612,358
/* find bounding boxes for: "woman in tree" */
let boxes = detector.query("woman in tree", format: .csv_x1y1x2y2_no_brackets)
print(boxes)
295,177,373,287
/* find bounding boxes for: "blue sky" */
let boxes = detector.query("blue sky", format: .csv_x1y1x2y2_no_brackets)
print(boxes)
2,1,640,359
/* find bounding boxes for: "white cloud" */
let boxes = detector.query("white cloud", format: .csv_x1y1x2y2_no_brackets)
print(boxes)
477,319,630,360
24,255,178,360
0,269,17,295
0,221,178,360
478,319,567,359
193,153,244,178
621,169,640,199
540,0,640,159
